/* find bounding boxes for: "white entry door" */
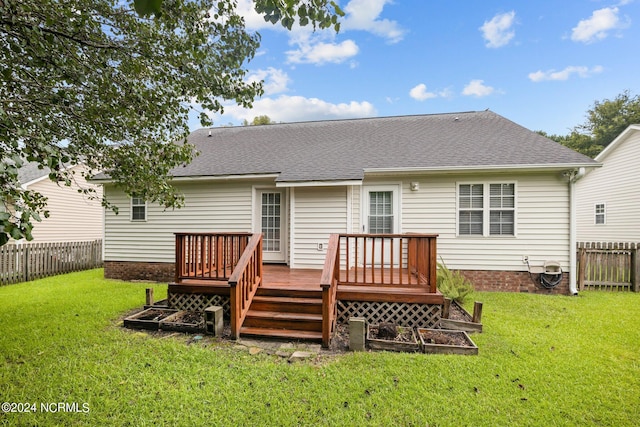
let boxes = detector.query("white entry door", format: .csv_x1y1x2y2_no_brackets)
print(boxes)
257,190,287,263
362,185,400,265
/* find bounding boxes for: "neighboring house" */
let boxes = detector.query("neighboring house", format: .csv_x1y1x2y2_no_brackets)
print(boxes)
576,124,640,242
16,162,104,242
98,111,597,294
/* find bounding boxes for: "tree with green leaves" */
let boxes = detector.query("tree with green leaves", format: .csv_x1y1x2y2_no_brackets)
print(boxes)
0,0,343,245
544,91,640,158
243,115,276,126
577,90,640,149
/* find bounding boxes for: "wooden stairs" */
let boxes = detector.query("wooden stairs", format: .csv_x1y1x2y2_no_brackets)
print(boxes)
240,284,324,342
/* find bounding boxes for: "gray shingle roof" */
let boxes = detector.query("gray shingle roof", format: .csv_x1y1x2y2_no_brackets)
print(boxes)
177,111,596,183
17,161,50,185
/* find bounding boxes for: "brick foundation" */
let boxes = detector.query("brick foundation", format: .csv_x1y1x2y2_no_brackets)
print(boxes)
104,261,174,283
458,269,570,295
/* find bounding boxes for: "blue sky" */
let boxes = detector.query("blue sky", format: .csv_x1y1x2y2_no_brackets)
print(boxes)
204,0,639,135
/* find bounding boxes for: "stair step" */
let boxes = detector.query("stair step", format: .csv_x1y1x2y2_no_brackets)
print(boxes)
256,286,322,299
245,310,322,322
250,296,323,314
240,326,323,341
243,310,322,331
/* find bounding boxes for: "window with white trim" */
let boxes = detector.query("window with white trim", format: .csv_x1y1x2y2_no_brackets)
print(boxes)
489,183,515,235
595,203,605,225
368,191,394,234
131,195,146,221
458,183,515,236
458,184,483,235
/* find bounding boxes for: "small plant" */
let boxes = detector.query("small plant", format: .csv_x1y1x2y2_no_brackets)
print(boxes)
437,258,474,303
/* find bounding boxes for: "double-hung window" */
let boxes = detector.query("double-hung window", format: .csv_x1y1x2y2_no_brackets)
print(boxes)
131,195,147,221
458,184,484,235
458,183,515,236
489,184,515,235
594,203,606,225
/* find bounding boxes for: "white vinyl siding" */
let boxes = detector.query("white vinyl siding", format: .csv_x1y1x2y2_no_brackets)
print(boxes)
396,173,570,272
291,186,347,269
576,129,640,241
25,164,103,242
104,172,572,272
104,181,254,263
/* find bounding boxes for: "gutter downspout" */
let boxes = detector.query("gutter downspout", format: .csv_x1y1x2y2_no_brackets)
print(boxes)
569,167,586,295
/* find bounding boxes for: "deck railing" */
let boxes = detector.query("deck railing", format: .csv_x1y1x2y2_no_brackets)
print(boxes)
174,232,252,283
320,234,340,348
229,233,263,339
337,233,438,292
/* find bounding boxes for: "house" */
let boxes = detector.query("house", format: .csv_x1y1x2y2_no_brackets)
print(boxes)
576,125,640,242
16,162,103,242
99,111,597,295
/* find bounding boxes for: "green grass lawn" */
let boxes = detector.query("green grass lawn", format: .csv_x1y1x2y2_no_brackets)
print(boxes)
1,269,639,426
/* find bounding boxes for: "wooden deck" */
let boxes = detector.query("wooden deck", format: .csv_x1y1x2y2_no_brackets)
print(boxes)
171,264,442,303
171,232,442,346
262,264,323,290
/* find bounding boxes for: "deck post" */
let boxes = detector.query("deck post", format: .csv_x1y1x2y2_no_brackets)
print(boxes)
428,236,437,293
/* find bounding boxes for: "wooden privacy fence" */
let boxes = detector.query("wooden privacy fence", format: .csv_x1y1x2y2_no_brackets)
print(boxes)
0,239,103,285
577,242,639,292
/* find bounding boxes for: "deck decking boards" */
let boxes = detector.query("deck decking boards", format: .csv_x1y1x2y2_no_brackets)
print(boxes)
171,264,441,302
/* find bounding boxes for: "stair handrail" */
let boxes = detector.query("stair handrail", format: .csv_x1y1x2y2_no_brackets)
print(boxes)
228,233,263,339
320,233,340,348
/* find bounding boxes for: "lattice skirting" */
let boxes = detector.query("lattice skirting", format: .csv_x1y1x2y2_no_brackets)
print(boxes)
168,293,230,318
337,301,441,328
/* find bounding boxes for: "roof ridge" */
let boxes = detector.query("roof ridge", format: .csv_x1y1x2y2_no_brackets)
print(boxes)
199,110,487,132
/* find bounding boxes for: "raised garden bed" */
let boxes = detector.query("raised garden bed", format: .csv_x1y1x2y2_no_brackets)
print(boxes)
144,298,169,310
367,323,420,353
159,310,205,333
439,300,483,333
417,328,478,355
124,308,178,330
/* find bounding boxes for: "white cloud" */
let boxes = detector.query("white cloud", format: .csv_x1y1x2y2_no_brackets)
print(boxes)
409,84,452,101
571,7,627,43
220,95,376,123
480,11,516,48
341,0,406,43
462,80,495,97
286,39,359,65
246,68,291,95
409,84,437,101
528,65,604,82
235,0,403,67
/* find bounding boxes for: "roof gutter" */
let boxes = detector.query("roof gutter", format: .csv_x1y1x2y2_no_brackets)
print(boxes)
363,163,600,175
91,173,280,184
568,167,586,295
275,180,363,188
